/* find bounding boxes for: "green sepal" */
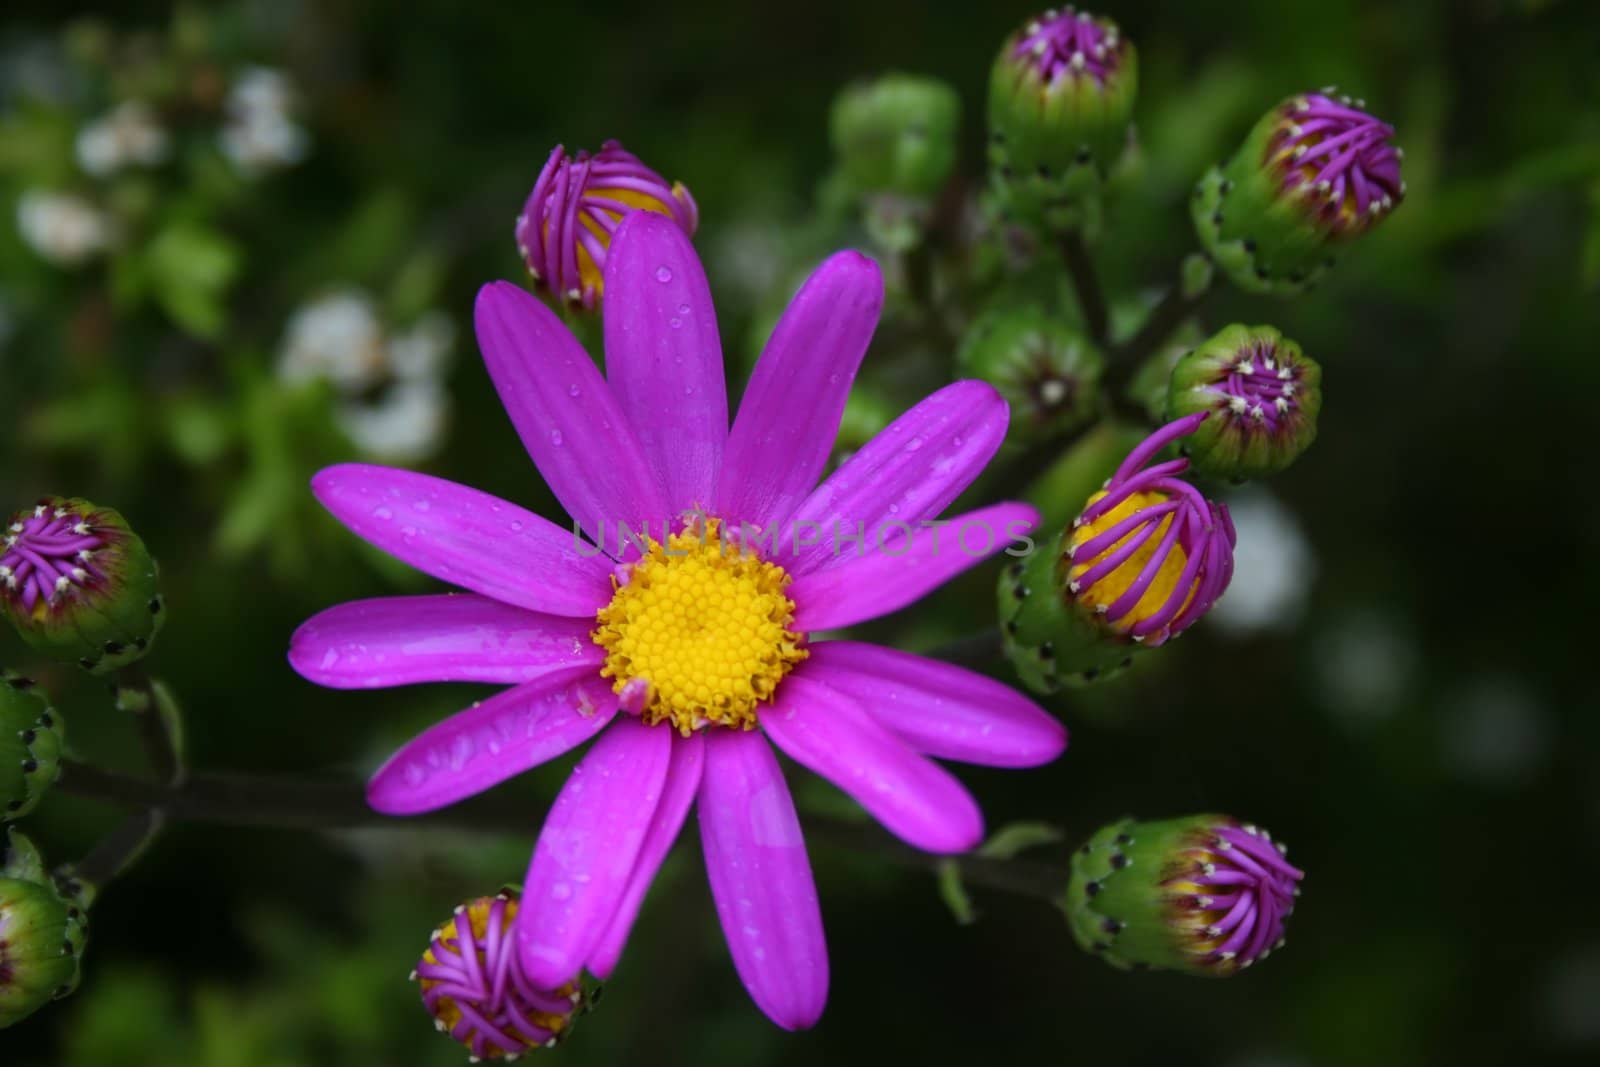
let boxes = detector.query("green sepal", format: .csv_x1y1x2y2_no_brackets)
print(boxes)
997,533,1135,694
0,828,47,885
1062,814,1226,974
0,677,64,821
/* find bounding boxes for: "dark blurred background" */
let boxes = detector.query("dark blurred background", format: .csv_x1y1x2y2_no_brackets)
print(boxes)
2,1,1598,1064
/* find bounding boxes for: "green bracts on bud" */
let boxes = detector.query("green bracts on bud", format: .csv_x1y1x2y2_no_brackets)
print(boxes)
1063,815,1303,977
987,9,1137,232
830,74,960,202
0,875,88,1028
1166,324,1322,481
1,498,166,675
1,677,64,821
957,309,1103,443
998,540,1137,694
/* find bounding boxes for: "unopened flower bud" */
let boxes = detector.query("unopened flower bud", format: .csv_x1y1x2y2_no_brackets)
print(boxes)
999,415,1235,691
1194,90,1403,295
988,7,1138,230
957,309,1103,442
1166,325,1322,480
413,890,588,1059
1,677,63,820
0,875,88,1028
515,141,698,312
0,499,165,674
1063,815,1304,976
831,73,960,201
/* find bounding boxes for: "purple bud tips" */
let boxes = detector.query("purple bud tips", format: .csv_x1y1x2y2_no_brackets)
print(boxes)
0,498,164,675
998,416,1235,690
1194,91,1404,295
0,872,88,1028
514,141,698,312
1,677,63,821
415,891,586,1059
1065,815,1304,976
1063,415,1235,644
988,8,1138,230
1167,325,1323,480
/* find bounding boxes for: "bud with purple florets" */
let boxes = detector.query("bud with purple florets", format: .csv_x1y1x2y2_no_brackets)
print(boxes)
999,415,1235,692
412,889,589,1059
515,141,698,312
0,499,164,674
1193,90,1404,295
1063,814,1304,976
1166,324,1322,481
988,7,1138,232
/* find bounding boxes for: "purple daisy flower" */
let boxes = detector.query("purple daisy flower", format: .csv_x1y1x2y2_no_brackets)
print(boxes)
290,212,1065,1030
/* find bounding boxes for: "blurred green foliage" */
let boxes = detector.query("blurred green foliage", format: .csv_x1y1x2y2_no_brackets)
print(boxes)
3,1,1599,1065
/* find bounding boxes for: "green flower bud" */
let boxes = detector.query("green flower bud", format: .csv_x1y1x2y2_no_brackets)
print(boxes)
1,498,166,674
0,676,64,821
1193,90,1403,295
957,309,1103,444
0,828,47,885
1063,815,1303,976
988,8,1137,231
0,876,88,1028
830,73,961,201
1166,324,1322,481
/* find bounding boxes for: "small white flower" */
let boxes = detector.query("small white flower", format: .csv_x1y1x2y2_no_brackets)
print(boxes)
278,289,388,392
219,66,309,174
387,311,456,382
75,101,170,178
16,190,113,266
337,380,450,462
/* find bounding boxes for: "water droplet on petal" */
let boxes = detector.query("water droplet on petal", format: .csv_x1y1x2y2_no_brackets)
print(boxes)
677,303,690,315
669,317,682,329
568,384,582,397
510,520,525,532
550,429,564,446
655,266,673,283
373,507,393,520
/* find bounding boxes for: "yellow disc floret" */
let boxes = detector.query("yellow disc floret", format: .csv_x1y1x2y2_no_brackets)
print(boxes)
1066,489,1192,631
593,518,807,734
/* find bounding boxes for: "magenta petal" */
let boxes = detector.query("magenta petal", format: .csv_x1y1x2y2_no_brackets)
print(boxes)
772,380,1010,576
311,464,612,617
603,213,728,514
803,642,1067,767
518,718,673,987
475,281,670,542
715,251,883,530
763,674,983,853
791,502,1041,631
289,595,601,690
586,731,705,979
698,731,827,1031
366,670,616,815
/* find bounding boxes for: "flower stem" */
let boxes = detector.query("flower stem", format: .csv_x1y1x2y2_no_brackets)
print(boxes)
1060,229,1109,347
112,667,184,786
1107,278,1210,391
56,759,1068,903
925,629,1006,670
69,809,165,890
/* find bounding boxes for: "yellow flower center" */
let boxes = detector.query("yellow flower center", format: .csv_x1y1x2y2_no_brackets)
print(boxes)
593,518,807,734
1065,489,1191,631
570,184,692,299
